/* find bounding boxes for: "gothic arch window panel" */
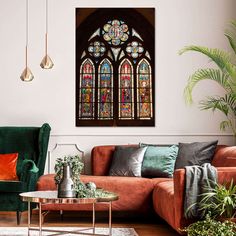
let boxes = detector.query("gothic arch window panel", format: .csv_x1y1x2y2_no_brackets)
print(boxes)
119,59,134,119
76,8,155,126
137,59,153,119
79,58,95,119
98,59,113,119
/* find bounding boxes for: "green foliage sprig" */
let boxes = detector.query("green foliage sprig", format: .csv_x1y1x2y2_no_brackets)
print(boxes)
54,155,84,187
182,214,236,236
198,180,236,219
54,155,117,199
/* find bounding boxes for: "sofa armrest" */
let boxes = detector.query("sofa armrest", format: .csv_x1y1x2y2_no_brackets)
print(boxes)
173,167,236,231
20,160,39,191
216,167,236,183
173,169,189,230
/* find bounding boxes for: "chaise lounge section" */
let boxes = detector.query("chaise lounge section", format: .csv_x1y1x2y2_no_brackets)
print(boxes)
37,144,236,233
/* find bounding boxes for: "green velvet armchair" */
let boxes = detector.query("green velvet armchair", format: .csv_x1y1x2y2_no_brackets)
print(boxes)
0,123,51,224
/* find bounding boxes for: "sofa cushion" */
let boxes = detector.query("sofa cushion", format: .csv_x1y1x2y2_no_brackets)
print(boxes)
0,153,19,180
175,141,218,169
37,174,170,212
109,146,147,177
140,145,178,178
153,181,176,229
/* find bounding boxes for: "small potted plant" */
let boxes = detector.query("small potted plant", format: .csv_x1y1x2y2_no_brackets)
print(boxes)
182,214,236,236
54,155,84,189
197,180,236,221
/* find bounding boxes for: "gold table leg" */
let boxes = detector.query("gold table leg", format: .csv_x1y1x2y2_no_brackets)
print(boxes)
39,202,42,236
109,202,112,236
28,201,30,236
93,203,95,234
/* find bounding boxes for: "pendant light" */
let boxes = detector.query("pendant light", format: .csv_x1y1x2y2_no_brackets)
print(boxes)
20,0,34,82
40,0,54,69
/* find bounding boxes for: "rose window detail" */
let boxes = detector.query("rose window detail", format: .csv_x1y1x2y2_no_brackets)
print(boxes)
102,20,129,46
126,41,144,58
88,41,106,58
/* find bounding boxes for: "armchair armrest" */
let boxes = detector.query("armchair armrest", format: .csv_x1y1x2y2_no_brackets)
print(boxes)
20,160,39,191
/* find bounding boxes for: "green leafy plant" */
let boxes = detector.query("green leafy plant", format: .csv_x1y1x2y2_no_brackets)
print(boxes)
198,180,236,219
54,155,84,187
54,155,117,199
179,20,236,137
182,214,236,236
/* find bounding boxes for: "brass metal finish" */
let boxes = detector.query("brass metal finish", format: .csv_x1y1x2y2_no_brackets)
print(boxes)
20,190,119,236
40,0,54,69
21,0,34,82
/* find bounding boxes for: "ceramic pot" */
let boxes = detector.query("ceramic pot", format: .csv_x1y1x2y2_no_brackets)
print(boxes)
58,163,76,198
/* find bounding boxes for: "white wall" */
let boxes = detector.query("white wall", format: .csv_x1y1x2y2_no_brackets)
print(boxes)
0,0,235,173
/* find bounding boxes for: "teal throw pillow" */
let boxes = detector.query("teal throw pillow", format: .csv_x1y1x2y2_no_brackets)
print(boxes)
141,144,179,178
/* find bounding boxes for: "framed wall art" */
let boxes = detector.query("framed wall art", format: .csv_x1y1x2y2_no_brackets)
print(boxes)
76,8,155,126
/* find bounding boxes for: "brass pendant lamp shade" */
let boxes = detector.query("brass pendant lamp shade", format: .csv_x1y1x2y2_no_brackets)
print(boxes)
21,0,34,82
40,0,54,69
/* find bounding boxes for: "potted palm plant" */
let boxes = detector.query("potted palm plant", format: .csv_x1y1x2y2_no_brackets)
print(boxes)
179,21,236,138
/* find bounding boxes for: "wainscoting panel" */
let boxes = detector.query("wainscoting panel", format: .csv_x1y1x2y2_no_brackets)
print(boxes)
45,134,235,175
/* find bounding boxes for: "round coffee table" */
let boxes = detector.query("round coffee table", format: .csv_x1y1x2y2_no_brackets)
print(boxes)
20,190,119,236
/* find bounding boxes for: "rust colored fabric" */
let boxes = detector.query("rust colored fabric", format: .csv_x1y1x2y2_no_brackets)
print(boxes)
91,145,116,176
0,153,19,181
153,181,175,229
37,174,170,212
212,145,236,167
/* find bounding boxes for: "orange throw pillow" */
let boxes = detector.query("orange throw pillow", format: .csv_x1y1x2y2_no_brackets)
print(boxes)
0,153,19,181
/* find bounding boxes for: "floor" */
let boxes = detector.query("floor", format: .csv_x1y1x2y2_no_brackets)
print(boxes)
0,211,180,236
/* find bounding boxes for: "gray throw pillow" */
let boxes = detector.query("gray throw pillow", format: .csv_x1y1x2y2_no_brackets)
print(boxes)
109,146,147,177
174,141,218,170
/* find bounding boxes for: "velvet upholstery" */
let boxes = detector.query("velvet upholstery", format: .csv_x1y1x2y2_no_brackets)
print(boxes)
0,124,51,217
37,174,171,212
0,153,19,180
153,145,236,234
37,144,236,234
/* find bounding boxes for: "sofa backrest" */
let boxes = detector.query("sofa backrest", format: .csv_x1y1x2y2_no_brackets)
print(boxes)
91,144,236,176
212,145,236,167
0,123,51,177
91,145,116,176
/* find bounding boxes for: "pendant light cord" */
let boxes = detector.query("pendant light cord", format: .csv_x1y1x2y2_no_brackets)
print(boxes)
45,0,48,54
46,0,48,33
25,0,29,67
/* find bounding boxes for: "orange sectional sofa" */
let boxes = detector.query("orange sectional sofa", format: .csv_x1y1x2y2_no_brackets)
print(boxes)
37,145,236,234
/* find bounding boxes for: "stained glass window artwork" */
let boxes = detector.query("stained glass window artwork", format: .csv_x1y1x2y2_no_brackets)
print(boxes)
88,28,100,41
76,8,154,126
132,29,143,41
126,41,144,58
119,59,134,119
79,59,95,119
111,47,121,61
145,51,151,60
98,59,113,119
102,20,129,46
88,41,106,58
137,59,152,119
107,50,113,60
119,50,125,60
81,51,86,59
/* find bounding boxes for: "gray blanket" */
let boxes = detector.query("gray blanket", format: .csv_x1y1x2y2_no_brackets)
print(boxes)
184,163,217,219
